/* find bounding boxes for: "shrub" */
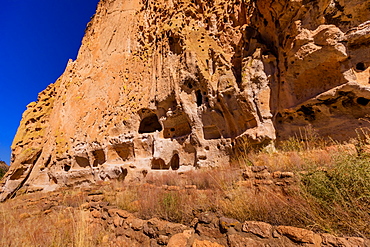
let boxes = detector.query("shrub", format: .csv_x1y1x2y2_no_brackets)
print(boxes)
0,161,8,178
300,153,370,236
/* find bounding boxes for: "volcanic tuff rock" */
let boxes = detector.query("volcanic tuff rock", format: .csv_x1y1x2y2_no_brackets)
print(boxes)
1,0,370,200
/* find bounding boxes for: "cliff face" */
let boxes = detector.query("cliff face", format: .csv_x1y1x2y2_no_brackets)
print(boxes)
1,0,370,200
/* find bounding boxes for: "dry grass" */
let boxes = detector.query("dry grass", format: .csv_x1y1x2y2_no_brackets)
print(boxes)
299,152,370,237
0,161,8,180
101,129,370,237
102,154,369,237
1,129,369,245
239,129,370,237
0,192,108,247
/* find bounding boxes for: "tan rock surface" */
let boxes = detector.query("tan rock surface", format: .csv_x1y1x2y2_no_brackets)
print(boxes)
1,0,370,199
277,225,319,244
227,234,262,247
167,230,194,247
192,239,225,247
242,221,272,239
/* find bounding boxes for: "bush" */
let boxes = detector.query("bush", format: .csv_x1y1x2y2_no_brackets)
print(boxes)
0,161,8,179
300,153,370,236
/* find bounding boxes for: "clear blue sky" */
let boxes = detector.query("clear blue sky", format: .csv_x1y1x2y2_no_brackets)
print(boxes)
0,0,100,165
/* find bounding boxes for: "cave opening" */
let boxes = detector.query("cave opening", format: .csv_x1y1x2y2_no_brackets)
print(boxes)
170,154,180,170
92,149,106,167
151,158,169,170
75,156,90,168
163,113,192,139
139,114,162,133
357,97,370,106
169,36,183,55
356,62,366,71
64,164,71,172
196,90,203,106
114,144,134,161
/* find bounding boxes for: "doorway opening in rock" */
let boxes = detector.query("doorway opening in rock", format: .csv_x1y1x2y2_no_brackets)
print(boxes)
114,143,134,161
75,156,90,168
64,164,71,172
169,36,183,55
139,114,162,133
163,113,192,139
151,158,169,170
357,97,370,106
92,149,106,167
356,62,366,71
117,168,128,181
170,154,180,170
196,90,203,106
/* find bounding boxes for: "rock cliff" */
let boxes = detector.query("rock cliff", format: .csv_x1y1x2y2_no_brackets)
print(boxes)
1,0,370,200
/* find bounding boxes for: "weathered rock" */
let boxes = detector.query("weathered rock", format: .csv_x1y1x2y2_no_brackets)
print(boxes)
192,239,225,247
227,234,263,247
281,172,294,178
145,217,188,238
321,233,365,247
219,217,240,232
167,230,194,247
198,212,218,224
116,209,131,219
113,216,124,227
242,221,272,239
91,210,102,218
2,0,370,200
157,234,170,245
195,224,224,239
129,218,145,231
277,226,320,244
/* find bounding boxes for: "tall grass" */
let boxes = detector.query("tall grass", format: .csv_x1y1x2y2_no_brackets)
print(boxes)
300,153,370,236
0,192,107,246
1,127,369,245
103,128,370,237
234,127,370,236
0,161,8,179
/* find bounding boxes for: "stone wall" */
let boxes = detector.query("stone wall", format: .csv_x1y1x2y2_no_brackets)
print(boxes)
1,0,370,200
7,185,368,246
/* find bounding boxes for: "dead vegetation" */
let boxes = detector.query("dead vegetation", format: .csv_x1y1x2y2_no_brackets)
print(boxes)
0,130,370,245
0,161,8,180
0,191,106,247
105,127,370,237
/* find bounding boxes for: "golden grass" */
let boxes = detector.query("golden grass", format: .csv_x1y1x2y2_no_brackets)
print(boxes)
0,192,108,247
101,133,370,237
1,130,369,246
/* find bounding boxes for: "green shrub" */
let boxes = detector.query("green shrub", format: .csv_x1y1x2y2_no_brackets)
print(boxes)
300,153,370,236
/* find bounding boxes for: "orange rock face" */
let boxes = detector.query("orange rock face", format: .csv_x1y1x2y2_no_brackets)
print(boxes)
1,0,370,200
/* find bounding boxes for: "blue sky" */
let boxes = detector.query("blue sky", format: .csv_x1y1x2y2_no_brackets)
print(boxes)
0,0,100,164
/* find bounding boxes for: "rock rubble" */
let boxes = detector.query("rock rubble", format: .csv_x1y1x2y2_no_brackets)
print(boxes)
5,186,368,247
1,0,370,202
